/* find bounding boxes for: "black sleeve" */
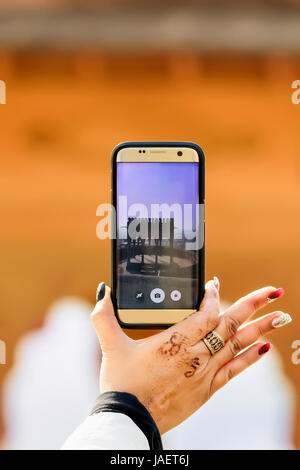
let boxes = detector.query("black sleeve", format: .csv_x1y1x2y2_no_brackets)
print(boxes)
90,391,163,450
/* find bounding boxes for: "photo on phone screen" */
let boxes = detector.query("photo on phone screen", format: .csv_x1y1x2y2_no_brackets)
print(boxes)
115,156,203,312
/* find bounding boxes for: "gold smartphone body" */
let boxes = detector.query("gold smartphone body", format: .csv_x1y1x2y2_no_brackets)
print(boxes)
111,142,205,330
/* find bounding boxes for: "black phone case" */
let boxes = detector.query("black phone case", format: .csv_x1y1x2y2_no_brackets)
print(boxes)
111,141,205,329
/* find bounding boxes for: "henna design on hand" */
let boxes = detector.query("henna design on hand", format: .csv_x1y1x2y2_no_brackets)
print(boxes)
184,357,201,378
158,331,189,357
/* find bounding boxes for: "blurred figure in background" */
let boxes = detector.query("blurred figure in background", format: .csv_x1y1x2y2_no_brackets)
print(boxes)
1,299,100,450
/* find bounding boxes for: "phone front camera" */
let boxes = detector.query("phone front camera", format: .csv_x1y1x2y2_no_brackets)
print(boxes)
177,151,183,156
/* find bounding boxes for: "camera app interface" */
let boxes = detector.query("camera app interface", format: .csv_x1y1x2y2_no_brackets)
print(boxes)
116,162,201,309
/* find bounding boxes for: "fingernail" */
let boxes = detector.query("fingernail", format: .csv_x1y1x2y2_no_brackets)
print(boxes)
272,313,292,328
267,288,285,302
96,282,106,302
213,276,220,292
258,342,272,355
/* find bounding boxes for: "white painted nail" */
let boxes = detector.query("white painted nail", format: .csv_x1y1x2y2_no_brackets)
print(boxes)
272,313,292,328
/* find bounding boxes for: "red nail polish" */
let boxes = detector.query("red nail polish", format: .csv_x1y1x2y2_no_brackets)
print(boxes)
258,342,272,355
267,288,284,301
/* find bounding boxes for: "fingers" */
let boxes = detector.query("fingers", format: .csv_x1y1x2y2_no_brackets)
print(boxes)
214,286,284,343
211,310,292,367
172,279,220,345
91,284,126,352
210,342,272,396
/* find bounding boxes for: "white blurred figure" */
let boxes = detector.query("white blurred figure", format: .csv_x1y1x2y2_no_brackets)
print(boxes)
2,299,295,449
2,298,100,450
163,305,295,450
163,348,295,450
163,303,295,449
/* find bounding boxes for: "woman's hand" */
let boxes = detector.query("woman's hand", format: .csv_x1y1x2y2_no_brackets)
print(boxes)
91,280,291,435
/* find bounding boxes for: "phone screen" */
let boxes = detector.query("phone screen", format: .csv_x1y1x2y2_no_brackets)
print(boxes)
116,161,201,309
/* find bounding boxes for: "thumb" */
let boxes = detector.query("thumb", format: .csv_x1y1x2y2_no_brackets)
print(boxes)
200,277,220,316
91,283,125,352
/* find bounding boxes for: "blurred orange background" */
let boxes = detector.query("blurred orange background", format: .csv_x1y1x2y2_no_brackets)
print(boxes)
0,0,300,448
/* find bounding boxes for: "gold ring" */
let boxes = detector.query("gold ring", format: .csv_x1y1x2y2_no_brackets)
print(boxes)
203,330,225,355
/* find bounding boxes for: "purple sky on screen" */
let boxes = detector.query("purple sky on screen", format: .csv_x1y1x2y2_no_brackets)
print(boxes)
117,162,198,209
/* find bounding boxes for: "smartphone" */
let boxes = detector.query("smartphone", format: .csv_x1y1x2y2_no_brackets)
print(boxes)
111,141,205,329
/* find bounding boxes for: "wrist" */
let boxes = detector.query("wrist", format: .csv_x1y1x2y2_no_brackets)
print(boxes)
90,391,163,450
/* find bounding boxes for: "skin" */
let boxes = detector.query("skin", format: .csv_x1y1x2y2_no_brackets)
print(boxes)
91,280,290,435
